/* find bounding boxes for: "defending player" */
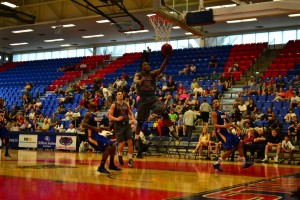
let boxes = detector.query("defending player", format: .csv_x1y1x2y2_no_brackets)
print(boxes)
134,50,179,149
0,98,11,158
81,100,121,174
108,90,135,167
211,99,253,173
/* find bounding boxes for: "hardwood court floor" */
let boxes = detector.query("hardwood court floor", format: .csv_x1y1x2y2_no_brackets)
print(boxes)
0,149,299,200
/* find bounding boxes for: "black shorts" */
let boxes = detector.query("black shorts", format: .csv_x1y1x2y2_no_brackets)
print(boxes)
201,112,209,123
137,97,165,121
115,123,133,143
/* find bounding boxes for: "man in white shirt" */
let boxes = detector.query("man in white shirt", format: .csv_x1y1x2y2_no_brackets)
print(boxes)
101,84,112,109
66,123,77,133
183,106,196,138
64,108,74,121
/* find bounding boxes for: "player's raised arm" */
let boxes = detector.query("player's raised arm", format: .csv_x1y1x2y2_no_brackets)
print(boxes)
153,54,171,77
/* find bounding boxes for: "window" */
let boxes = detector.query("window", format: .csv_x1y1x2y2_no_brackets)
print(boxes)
283,30,296,43
298,29,300,39
188,38,200,48
243,33,255,44
68,49,76,58
178,39,188,49
36,52,44,60
256,32,268,43
136,43,146,52
125,44,135,53
230,35,242,45
269,31,282,45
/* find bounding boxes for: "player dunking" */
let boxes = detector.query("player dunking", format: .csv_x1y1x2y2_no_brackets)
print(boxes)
0,98,11,158
134,51,179,149
211,99,253,173
108,90,135,167
81,101,121,174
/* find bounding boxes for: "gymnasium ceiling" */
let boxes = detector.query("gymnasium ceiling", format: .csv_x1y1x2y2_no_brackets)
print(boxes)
0,0,300,53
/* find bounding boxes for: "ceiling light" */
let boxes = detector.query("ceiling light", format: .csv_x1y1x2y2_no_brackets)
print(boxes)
12,29,34,33
44,38,64,42
185,32,193,35
82,34,104,38
10,42,28,46
61,44,71,47
51,24,75,29
172,26,181,29
147,14,156,17
206,4,236,10
124,30,149,34
226,18,257,23
1,2,18,8
289,13,300,18
96,20,110,23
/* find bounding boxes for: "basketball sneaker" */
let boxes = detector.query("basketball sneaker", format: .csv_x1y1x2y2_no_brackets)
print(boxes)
242,161,254,169
128,159,134,167
4,153,11,158
118,155,124,165
97,166,110,174
212,163,223,173
169,130,179,141
109,164,121,171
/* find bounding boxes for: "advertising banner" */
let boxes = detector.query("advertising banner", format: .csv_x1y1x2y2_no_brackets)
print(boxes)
9,133,19,148
19,134,38,148
37,135,56,149
55,135,76,151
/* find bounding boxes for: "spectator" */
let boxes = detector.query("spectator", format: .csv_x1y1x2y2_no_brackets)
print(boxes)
20,119,32,131
272,87,287,102
9,105,18,122
193,84,205,97
190,79,198,91
183,106,196,138
243,128,255,159
281,135,295,162
41,119,50,132
284,109,297,123
174,100,184,115
199,99,212,130
54,121,64,132
210,71,219,81
285,85,295,100
175,114,186,137
56,104,66,114
290,92,300,109
262,129,281,163
193,128,211,160
165,76,177,94
252,128,267,159
64,108,74,121
275,75,286,90
177,83,186,94
208,56,218,68
168,109,178,125
66,123,77,133
219,73,229,91
289,74,300,88
50,113,59,127
179,64,190,75
190,63,196,74
101,84,113,110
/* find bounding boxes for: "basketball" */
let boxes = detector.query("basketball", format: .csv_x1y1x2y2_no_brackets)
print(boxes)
161,43,173,56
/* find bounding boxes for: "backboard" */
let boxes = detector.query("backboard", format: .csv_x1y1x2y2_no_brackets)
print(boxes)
112,21,144,33
152,0,204,36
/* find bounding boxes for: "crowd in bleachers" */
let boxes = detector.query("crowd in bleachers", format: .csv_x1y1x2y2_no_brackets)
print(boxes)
1,41,300,164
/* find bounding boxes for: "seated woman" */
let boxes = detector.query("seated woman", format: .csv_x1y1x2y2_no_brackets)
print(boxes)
193,128,211,160
272,87,287,102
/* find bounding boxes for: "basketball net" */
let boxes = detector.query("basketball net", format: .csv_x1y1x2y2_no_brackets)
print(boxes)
149,15,173,42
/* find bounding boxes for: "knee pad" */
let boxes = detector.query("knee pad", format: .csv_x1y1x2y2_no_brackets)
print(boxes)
162,111,169,120
137,120,144,128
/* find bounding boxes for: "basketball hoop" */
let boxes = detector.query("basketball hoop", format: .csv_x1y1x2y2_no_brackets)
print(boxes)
149,15,173,42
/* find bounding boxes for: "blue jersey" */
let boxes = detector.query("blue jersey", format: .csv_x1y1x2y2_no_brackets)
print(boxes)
84,112,113,152
214,108,240,149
